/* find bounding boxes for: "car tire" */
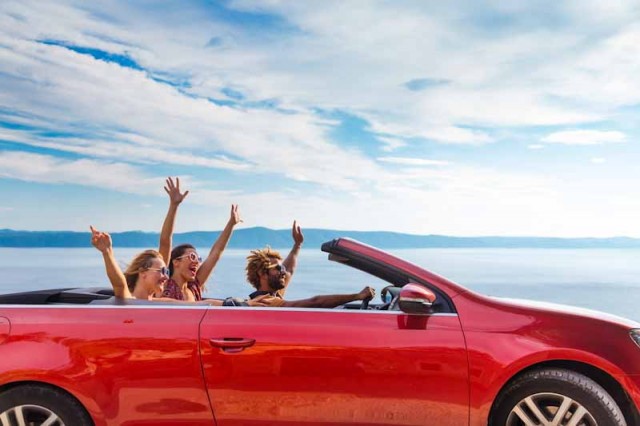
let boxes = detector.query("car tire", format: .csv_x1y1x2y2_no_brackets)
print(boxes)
490,368,626,426
0,384,92,426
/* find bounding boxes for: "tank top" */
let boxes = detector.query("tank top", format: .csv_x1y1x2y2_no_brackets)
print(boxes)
161,278,202,301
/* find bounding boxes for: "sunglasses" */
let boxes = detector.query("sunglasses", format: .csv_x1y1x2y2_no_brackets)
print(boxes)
146,266,169,276
176,252,202,263
266,263,287,273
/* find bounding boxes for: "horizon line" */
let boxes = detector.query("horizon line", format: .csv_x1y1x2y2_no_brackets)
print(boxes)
1,228,639,240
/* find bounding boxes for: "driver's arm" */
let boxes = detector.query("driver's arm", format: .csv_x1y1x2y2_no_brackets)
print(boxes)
282,286,374,309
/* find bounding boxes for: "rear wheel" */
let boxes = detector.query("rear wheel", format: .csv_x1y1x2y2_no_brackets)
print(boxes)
0,384,92,426
491,368,626,426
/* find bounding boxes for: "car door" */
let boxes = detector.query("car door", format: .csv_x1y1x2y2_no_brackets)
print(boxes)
0,303,216,426
199,306,468,426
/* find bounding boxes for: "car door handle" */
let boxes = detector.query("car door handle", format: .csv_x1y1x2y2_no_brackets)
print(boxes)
209,338,256,353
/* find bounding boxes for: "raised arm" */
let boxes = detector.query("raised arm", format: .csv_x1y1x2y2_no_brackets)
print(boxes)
90,226,132,299
158,177,189,265
196,204,243,286
282,286,375,309
278,220,304,298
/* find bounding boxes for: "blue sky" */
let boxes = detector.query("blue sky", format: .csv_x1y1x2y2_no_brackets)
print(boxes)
1,0,640,237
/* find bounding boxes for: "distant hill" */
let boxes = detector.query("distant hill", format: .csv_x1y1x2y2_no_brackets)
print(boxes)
1,228,640,249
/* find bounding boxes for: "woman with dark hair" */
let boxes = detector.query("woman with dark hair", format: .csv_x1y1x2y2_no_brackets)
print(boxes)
162,205,242,301
151,175,244,301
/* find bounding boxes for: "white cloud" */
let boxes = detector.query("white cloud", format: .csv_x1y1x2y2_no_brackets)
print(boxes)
0,129,253,171
0,151,164,194
377,136,407,152
541,130,626,145
0,207,14,212
591,157,606,164
216,1,603,133
528,144,544,150
0,0,630,156
0,36,387,191
419,125,495,145
377,157,450,166
1,0,605,147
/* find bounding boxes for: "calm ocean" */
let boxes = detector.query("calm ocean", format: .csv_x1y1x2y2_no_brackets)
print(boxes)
2,247,639,321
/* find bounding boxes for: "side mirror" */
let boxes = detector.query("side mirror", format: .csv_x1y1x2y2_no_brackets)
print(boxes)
399,283,436,315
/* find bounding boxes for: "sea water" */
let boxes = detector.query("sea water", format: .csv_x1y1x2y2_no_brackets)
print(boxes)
2,247,639,321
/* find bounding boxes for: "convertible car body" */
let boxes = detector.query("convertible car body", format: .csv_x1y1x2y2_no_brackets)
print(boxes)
1,238,640,426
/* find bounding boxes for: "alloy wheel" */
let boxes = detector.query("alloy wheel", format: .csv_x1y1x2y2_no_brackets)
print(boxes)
0,404,65,426
506,392,597,426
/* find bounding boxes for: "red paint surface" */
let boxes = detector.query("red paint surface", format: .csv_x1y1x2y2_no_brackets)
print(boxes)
0,316,9,345
200,309,468,425
0,307,214,426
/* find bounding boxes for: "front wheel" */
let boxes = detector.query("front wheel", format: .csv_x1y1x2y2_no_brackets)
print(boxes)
490,368,626,426
0,384,92,426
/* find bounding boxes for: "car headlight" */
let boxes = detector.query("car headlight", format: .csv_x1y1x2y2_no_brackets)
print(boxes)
630,329,640,348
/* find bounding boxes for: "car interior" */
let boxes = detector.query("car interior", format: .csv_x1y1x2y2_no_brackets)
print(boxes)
0,281,450,313
327,253,455,313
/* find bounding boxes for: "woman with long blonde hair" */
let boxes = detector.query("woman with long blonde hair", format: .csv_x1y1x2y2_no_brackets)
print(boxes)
90,226,186,301
89,177,195,300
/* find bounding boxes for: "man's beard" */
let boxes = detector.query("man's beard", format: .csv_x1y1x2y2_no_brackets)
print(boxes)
268,275,285,291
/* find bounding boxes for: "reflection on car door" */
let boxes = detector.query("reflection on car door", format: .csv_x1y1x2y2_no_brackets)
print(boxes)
199,308,469,426
0,305,216,425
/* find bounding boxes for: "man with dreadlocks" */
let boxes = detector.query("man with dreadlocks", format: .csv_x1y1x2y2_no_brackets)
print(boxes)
247,220,305,300
246,223,375,308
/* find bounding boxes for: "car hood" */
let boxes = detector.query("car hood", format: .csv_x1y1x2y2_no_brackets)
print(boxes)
490,296,640,329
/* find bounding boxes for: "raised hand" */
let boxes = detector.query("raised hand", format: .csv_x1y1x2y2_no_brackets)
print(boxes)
229,204,243,226
292,220,304,246
90,225,112,253
164,177,189,205
357,286,376,301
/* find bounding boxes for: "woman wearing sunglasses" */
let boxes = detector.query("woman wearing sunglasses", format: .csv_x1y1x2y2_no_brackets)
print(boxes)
162,204,242,301
155,176,244,301
90,225,180,301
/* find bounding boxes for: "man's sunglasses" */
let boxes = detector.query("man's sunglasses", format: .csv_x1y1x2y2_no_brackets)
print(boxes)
146,266,170,276
176,252,203,263
266,263,287,273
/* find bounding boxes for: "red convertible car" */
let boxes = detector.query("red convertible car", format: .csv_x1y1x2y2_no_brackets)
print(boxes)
1,238,640,426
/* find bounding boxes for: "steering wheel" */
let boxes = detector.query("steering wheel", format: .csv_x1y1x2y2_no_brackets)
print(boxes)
359,286,378,310
380,285,401,311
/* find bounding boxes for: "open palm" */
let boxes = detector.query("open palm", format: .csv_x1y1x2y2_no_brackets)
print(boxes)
164,177,189,205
